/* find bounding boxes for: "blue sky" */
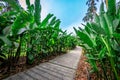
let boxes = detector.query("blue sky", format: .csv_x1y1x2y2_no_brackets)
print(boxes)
41,0,89,33
19,0,102,33
44,0,88,28
19,0,88,33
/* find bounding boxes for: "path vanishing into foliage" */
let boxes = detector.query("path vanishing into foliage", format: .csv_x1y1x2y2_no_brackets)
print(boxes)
4,46,82,80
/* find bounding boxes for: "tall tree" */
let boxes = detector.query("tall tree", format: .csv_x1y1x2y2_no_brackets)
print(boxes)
83,0,117,22
83,0,99,22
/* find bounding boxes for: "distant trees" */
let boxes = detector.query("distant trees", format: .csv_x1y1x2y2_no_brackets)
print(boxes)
0,0,8,14
83,0,99,22
0,0,19,14
83,0,120,22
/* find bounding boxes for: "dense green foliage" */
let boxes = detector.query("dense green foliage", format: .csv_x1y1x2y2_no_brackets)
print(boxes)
75,0,120,79
0,0,77,72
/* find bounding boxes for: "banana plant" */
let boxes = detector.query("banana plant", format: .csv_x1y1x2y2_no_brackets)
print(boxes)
0,10,16,69
1,0,77,68
3,0,36,64
75,0,120,79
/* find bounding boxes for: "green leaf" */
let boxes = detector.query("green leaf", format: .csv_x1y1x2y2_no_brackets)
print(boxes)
73,27,77,33
84,23,92,35
107,0,116,17
86,54,98,72
1,10,18,16
54,19,61,29
0,53,6,58
40,14,53,28
28,54,34,64
0,36,12,47
110,40,120,52
34,0,41,25
81,44,92,49
3,26,11,35
101,36,112,57
113,19,119,30
4,0,21,12
94,14,100,24
74,27,96,48
104,13,113,36
17,28,27,35
100,1,105,15
76,30,96,48
98,47,106,59
113,33,120,39
90,22,105,35
90,60,98,72
49,16,57,26
12,11,34,35
99,13,112,38
26,0,31,9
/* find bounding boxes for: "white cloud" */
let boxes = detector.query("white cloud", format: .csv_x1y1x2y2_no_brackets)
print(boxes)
41,0,51,20
117,0,119,2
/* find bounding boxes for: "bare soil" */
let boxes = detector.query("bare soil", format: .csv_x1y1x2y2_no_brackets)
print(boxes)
75,54,116,80
75,54,91,80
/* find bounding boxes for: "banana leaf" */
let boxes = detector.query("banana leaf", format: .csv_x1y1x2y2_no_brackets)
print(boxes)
74,28,96,48
49,16,57,26
12,11,34,35
90,22,105,35
107,0,116,17
98,47,106,59
100,1,105,15
84,23,92,35
104,13,113,36
113,32,120,39
86,54,98,72
34,0,41,25
0,36,12,47
113,19,119,31
40,14,53,28
26,0,31,9
99,13,112,38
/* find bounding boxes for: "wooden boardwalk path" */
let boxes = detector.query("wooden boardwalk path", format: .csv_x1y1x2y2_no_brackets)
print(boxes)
4,46,82,80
